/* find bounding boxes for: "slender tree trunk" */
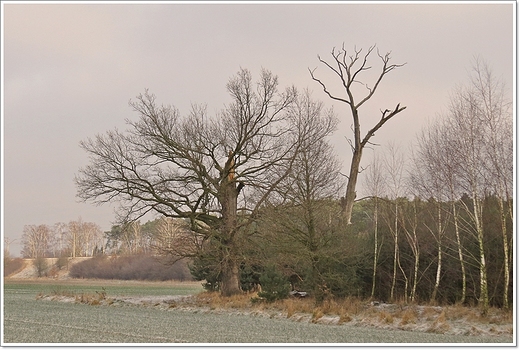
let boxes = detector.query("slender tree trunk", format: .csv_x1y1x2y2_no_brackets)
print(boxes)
409,201,419,303
452,200,466,304
307,205,323,303
398,253,409,302
390,201,398,302
431,241,442,303
472,193,488,315
412,246,419,303
371,198,379,299
498,198,510,310
431,202,442,303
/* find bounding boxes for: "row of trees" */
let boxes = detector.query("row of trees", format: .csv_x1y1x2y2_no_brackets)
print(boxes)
188,58,512,312
407,58,513,312
72,45,512,314
18,216,194,259
20,219,103,258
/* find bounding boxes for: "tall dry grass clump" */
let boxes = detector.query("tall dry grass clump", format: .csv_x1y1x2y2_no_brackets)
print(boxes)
427,309,451,333
378,310,394,324
311,307,324,323
420,305,441,321
195,291,252,310
398,307,418,326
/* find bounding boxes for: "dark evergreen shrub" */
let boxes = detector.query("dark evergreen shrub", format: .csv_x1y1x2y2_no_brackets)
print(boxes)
258,264,290,302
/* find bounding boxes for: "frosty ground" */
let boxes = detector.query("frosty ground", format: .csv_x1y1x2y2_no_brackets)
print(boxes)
3,279,514,345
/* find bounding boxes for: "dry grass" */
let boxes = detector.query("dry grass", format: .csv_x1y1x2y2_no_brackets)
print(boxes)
420,305,441,321
311,308,324,323
195,291,256,310
427,310,451,334
192,293,511,329
40,286,513,337
338,312,352,324
378,310,394,324
399,307,418,326
39,286,109,306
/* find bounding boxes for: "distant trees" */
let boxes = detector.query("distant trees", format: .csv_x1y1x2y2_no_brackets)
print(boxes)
21,224,52,258
20,219,103,258
310,45,406,224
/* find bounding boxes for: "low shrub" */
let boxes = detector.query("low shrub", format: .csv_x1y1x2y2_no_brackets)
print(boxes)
34,257,49,277
69,254,193,281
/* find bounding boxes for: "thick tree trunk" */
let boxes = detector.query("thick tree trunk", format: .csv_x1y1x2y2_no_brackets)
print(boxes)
218,161,241,296
221,257,240,297
342,148,362,224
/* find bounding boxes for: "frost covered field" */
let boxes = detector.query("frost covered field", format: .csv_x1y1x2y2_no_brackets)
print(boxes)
3,280,513,344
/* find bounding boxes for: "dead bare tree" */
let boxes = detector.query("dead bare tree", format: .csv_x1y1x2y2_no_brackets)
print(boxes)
310,44,406,224
76,68,300,296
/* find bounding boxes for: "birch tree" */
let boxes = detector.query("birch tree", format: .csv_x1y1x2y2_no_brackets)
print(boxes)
412,120,468,304
470,58,513,310
447,83,490,314
382,142,406,301
363,153,385,299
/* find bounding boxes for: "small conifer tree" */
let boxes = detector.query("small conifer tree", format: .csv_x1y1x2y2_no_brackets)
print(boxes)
258,265,290,302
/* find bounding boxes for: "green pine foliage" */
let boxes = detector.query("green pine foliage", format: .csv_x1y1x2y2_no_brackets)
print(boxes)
258,265,290,302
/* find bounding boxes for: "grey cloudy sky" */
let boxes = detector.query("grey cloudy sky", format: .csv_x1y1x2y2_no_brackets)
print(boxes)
2,1,514,256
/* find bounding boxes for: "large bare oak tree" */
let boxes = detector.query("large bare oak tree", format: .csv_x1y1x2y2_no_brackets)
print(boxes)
310,45,406,224
75,68,300,296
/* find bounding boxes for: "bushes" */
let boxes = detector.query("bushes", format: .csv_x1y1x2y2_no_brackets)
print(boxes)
34,257,49,277
69,254,193,281
189,253,221,291
258,265,290,302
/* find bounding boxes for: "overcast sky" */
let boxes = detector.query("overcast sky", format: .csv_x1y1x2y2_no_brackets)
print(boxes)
2,1,514,256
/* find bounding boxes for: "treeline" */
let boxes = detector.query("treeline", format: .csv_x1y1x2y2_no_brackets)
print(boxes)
18,216,190,258
189,193,512,308
20,219,103,258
